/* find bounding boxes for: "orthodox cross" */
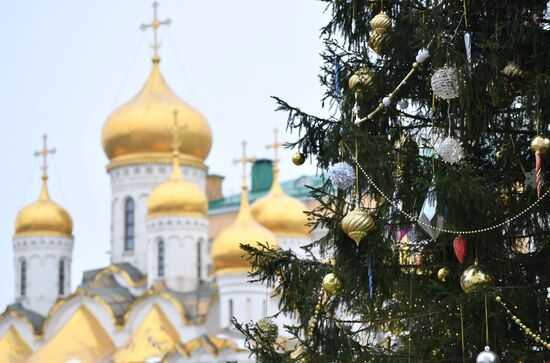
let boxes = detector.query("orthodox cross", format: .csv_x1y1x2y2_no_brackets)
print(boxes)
233,141,256,188
140,1,171,58
266,128,281,166
34,134,56,179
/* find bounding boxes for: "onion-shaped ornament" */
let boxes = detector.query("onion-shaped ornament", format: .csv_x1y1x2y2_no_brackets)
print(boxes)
503,62,526,80
370,12,392,34
431,66,459,100
368,30,391,55
322,273,343,295
476,346,501,363
341,206,375,245
349,67,375,92
460,261,493,294
437,266,450,282
292,152,306,165
437,137,463,164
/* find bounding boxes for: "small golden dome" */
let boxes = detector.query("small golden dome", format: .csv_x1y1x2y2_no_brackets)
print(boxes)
211,186,278,274
15,177,73,238
147,152,208,218
251,167,309,237
101,58,212,167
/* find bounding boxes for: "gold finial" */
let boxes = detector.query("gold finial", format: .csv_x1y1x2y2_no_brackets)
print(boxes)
233,141,256,188
266,128,281,167
34,134,56,181
140,1,171,61
170,110,185,154
169,110,186,180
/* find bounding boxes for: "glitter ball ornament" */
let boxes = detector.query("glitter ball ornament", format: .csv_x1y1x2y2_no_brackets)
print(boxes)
349,67,375,92
460,261,493,294
437,137,463,164
437,266,450,282
431,66,459,100
453,235,467,263
476,346,501,363
328,162,356,189
322,273,342,295
257,317,279,342
341,207,375,245
292,152,306,165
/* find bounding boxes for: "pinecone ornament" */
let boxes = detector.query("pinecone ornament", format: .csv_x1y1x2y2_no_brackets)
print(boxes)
453,235,467,263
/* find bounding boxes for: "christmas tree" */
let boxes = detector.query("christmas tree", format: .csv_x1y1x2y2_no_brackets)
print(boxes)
236,1,550,361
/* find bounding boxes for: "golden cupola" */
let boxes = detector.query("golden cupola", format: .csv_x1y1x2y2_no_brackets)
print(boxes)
211,185,278,274
251,166,310,237
147,150,208,218
15,175,73,238
101,57,212,168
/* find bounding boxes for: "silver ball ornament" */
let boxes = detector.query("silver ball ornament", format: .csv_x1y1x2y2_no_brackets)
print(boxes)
431,66,459,100
476,346,501,363
437,137,463,164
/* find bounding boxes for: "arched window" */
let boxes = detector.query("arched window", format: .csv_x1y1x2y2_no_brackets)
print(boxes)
158,239,165,277
197,239,203,281
229,299,234,324
59,260,65,295
21,260,26,297
124,198,135,251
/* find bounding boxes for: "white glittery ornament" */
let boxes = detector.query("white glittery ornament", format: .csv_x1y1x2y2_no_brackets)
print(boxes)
476,346,501,363
431,66,459,100
328,162,356,190
437,137,463,164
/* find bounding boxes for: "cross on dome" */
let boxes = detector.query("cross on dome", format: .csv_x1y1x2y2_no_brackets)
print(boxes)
233,141,256,188
266,128,281,167
140,1,171,60
34,134,56,181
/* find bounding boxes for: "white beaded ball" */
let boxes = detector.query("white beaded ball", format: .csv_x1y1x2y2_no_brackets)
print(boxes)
431,66,459,100
437,137,463,164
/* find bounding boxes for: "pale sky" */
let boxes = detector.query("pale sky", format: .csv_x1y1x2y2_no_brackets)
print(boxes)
0,1,330,309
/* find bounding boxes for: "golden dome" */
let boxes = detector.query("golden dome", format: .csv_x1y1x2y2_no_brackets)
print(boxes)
211,186,278,274
15,177,73,238
251,167,309,237
101,58,212,167
147,152,208,218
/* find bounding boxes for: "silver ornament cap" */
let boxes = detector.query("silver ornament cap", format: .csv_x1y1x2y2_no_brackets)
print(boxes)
476,346,501,363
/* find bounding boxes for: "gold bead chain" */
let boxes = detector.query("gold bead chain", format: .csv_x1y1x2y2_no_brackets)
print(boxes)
349,151,550,235
495,296,550,350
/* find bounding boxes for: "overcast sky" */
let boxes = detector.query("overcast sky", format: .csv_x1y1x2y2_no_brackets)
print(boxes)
0,1,330,309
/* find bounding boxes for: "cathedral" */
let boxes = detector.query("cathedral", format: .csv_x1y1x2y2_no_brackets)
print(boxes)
0,4,324,362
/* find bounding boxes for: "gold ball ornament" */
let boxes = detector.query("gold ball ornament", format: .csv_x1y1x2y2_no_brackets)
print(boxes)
292,152,306,165
437,266,451,282
370,12,392,34
460,261,493,294
322,273,343,295
341,206,375,245
349,67,375,92
530,135,550,155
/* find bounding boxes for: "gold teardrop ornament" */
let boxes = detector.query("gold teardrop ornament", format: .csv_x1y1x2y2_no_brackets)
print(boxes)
341,206,375,245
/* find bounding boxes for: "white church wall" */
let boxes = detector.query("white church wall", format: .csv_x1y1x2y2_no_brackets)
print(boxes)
146,216,209,292
109,163,206,274
12,236,73,316
216,272,269,329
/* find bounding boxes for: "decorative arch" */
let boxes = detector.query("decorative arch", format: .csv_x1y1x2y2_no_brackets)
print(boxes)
40,288,119,340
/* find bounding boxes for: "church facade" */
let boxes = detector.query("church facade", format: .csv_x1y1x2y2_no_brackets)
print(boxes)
0,5,324,362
